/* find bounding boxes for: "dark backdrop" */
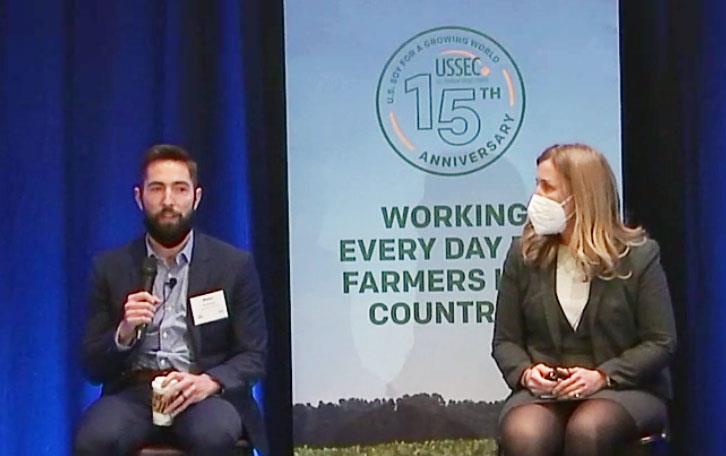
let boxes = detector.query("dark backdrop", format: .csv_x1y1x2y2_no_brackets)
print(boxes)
1,1,725,455
620,1,725,455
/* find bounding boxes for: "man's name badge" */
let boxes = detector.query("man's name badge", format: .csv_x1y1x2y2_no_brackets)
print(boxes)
190,290,229,325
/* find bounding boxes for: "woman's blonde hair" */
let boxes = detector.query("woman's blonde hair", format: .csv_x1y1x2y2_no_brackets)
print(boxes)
521,144,646,280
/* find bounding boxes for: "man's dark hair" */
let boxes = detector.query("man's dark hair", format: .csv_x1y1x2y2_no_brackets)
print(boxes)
140,144,199,187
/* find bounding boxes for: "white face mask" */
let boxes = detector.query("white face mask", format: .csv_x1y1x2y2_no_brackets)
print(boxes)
527,194,573,235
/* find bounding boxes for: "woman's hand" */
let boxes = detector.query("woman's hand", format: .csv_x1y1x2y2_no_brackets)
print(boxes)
521,363,559,395
551,367,607,399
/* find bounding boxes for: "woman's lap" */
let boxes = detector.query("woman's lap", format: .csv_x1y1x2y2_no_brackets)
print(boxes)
499,388,667,435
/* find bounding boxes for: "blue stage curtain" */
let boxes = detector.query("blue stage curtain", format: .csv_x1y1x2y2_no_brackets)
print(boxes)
0,1,284,454
681,1,726,453
621,1,725,453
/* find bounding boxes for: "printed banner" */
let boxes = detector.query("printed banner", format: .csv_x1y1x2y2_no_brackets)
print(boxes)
285,1,621,452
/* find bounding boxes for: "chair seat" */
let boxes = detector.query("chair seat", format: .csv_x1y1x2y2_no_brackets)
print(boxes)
637,430,668,445
137,438,250,456
627,430,670,456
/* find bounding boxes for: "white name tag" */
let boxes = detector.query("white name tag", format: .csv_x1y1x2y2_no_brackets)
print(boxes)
189,290,229,325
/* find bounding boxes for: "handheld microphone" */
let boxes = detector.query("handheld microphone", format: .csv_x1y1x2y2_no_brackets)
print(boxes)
136,257,158,340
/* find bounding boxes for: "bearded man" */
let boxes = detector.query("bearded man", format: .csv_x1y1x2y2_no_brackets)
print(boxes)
74,144,268,456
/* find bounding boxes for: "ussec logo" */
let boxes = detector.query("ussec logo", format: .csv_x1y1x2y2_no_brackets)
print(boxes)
377,26,525,176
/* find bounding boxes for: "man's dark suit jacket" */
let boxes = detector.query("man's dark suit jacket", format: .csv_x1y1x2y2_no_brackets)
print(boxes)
82,232,269,454
492,238,677,400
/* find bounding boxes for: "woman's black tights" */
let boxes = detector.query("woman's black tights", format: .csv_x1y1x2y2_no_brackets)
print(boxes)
499,399,637,456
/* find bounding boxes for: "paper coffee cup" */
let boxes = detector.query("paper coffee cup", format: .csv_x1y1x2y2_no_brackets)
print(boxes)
151,376,178,426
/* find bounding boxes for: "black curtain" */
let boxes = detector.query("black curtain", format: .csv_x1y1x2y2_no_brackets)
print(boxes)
621,1,726,454
246,1,292,455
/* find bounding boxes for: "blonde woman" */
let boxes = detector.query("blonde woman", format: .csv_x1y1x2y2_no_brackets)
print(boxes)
492,144,676,456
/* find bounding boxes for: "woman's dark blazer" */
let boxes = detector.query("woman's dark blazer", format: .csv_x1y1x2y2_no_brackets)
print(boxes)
491,238,677,399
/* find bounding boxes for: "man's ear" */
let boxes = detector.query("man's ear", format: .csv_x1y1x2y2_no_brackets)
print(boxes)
193,187,203,210
134,186,144,211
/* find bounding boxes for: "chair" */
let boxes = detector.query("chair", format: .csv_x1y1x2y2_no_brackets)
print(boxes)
136,438,251,456
625,429,670,456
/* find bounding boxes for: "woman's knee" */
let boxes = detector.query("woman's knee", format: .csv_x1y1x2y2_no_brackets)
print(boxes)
564,400,635,453
499,406,563,456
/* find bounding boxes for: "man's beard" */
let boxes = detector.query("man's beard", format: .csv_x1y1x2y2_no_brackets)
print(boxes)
143,207,195,248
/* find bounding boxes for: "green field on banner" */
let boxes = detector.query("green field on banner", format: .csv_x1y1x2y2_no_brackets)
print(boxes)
295,438,498,456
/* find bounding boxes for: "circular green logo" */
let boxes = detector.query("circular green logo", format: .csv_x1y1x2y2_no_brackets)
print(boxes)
377,26,526,176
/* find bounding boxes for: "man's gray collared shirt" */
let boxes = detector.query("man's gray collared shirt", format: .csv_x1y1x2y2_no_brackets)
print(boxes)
133,232,196,371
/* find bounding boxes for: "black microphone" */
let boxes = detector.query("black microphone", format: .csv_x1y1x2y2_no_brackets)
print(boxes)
136,257,158,340
167,277,177,289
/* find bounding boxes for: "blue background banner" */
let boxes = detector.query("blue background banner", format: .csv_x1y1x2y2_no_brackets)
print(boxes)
286,0,621,408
